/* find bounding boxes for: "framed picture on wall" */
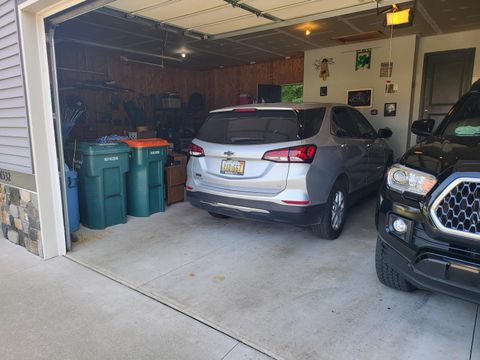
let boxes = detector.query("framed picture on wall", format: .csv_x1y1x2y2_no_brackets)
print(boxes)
355,48,371,71
346,88,373,108
384,102,397,117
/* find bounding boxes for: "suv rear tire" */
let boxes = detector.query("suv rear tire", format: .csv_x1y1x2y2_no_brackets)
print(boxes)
311,181,348,240
375,237,416,292
208,211,230,219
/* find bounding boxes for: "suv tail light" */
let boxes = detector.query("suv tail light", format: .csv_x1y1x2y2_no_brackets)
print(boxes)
262,145,317,163
188,143,204,157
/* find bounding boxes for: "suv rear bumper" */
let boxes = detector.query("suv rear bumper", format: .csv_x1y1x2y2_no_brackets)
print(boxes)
187,190,325,226
377,188,480,304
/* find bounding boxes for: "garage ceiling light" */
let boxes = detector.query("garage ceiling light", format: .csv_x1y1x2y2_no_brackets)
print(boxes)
386,7,412,26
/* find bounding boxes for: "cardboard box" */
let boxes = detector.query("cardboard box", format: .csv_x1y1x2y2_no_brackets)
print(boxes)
169,151,188,165
137,130,157,139
167,184,184,205
166,164,186,186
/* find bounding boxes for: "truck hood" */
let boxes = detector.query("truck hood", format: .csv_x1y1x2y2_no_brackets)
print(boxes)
400,136,480,177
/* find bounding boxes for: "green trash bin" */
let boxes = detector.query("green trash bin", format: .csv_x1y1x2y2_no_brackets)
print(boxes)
75,142,130,229
121,138,170,217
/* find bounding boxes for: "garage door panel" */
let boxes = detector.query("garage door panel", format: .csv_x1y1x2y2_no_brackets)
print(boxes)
111,0,225,19
246,0,311,14
268,0,366,20
188,15,271,34
109,0,172,13
147,4,240,27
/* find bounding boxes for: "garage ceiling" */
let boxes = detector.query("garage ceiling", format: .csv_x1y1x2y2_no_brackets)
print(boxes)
55,0,480,70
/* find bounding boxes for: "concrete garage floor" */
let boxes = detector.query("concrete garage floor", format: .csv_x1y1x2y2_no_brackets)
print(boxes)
69,196,480,360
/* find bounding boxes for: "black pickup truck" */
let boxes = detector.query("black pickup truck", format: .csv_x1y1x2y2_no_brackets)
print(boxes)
376,80,480,304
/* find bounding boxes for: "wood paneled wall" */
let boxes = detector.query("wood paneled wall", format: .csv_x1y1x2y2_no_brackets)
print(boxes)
203,57,304,110
56,43,304,138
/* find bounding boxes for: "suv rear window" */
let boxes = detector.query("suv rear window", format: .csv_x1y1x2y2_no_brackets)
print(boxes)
197,108,325,144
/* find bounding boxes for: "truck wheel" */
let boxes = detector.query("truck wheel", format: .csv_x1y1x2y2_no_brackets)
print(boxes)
208,211,230,219
375,237,415,292
311,181,348,240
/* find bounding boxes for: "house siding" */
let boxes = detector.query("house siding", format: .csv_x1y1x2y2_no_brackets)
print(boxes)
0,0,33,174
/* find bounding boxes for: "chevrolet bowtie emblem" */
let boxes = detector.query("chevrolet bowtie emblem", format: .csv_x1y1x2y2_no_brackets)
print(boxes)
224,151,234,156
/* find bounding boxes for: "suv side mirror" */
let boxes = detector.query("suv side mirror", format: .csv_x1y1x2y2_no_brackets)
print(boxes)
411,119,435,137
378,128,392,139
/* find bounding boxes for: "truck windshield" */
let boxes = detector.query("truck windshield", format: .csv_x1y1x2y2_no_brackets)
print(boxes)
196,108,326,145
438,93,480,137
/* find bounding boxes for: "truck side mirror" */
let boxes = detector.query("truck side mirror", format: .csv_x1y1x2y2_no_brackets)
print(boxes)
411,119,435,137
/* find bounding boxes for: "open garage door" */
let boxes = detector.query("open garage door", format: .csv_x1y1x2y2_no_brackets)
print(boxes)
30,0,480,358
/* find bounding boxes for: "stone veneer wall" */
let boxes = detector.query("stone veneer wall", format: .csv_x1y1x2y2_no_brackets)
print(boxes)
0,183,42,256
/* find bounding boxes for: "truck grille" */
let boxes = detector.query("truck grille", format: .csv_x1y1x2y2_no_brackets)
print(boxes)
431,178,480,238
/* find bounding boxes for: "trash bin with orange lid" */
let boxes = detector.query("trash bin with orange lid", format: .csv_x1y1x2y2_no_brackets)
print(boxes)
121,138,170,217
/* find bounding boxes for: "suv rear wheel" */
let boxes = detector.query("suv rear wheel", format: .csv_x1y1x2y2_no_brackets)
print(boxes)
311,180,347,239
375,237,416,292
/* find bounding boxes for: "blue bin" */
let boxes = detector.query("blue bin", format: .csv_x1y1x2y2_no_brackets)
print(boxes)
65,166,80,232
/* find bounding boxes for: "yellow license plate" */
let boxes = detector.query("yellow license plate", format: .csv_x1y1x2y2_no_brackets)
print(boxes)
220,160,245,175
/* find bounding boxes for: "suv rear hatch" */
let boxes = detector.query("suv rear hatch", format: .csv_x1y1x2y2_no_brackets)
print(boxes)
191,108,324,195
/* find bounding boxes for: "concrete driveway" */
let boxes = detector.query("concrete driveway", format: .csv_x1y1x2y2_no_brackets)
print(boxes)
69,196,479,360
0,239,270,360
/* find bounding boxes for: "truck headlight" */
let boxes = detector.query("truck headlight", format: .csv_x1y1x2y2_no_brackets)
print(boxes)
387,164,437,195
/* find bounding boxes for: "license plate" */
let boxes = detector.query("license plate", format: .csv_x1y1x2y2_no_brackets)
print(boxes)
220,159,245,175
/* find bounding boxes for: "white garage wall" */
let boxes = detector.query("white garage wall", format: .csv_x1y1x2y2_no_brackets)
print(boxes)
303,35,417,158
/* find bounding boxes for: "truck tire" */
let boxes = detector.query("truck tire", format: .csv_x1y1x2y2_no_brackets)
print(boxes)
375,237,415,292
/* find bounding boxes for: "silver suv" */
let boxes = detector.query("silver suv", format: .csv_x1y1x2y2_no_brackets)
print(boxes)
186,103,393,239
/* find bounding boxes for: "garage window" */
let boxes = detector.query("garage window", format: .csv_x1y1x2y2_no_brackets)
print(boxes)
281,84,304,103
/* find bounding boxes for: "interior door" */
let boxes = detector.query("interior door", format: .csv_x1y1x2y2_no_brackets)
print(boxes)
420,48,475,127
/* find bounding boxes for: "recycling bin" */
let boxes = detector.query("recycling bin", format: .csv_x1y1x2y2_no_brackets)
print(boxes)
75,142,130,229
65,165,80,233
121,138,169,217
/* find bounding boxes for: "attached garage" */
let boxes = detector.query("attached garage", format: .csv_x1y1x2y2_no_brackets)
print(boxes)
1,0,480,358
